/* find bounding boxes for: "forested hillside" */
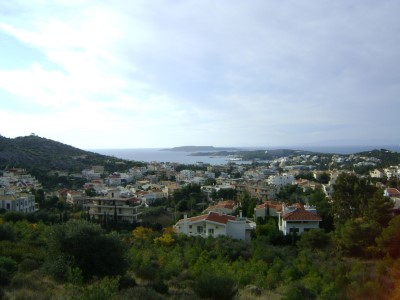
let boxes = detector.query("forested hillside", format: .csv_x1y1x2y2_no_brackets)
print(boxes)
0,135,106,171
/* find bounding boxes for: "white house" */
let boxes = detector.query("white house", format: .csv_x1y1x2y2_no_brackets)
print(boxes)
174,211,256,241
0,189,37,213
278,204,322,235
370,169,385,179
267,174,295,187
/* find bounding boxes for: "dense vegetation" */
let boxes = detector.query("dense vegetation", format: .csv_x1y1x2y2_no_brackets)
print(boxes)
0,173,399,299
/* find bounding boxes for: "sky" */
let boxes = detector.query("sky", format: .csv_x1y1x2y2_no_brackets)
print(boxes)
0,0,399,149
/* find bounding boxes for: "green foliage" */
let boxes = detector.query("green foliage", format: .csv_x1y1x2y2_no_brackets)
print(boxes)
296,229,331,250
276,184,306,204
376,215,400,258
216,188,237,200
46,220,128,281
255,219,285,245
72,276,120,300
0,223,16,241
0,256,17,286
119,286,165,300
318,172,331,184
334,219,381,257
237,191,257,217
309,188,334,231
3,211,25,223
193,273,238,300
331,173,393,230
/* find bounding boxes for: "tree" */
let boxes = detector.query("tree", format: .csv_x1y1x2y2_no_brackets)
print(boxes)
376,215,400,258
309,188,334,231
331,173,377,226
46,220,128,281
318,172,330,184
334,219,381,257
363,190,393,227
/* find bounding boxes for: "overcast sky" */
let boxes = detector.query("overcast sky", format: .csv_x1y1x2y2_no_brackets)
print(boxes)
0,1,399,149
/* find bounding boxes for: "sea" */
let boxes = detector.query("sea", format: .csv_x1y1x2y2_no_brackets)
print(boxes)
92,145,400,165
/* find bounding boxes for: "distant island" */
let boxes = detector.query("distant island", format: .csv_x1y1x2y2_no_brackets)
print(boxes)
160,146,239,152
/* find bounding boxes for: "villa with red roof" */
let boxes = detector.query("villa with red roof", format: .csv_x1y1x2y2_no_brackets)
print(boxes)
203,200,236,215
278,204,322,235
174,211,256,241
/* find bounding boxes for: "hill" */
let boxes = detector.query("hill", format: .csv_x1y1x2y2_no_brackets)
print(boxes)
0,135,123,172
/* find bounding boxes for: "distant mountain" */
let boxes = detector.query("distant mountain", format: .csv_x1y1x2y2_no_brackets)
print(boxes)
161,146,239,152
0,135,113,172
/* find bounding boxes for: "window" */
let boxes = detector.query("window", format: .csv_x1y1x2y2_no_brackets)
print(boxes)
197,226,203,234
289,228,299,233
208,228,214,235
189,225,192,229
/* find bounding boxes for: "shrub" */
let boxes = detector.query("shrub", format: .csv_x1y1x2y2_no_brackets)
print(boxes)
18,258,40,272
3,211,25,223
46,220,128,281
0,223,16,241
0,256,17,286
193,273,238,300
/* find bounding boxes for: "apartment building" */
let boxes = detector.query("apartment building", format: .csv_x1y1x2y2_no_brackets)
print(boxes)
84,189,142,223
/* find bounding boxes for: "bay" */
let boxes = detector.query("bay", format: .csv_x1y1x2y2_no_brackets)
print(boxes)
92,145,400,165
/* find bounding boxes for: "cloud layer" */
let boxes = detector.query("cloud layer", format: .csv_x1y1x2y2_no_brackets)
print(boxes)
0,0,399,148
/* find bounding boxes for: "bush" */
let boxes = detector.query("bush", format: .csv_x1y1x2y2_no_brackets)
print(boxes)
0,256,17,286
18,258,40,272
0,223,16,241
3,211,25,223
193,274,238,300
46,220,129,281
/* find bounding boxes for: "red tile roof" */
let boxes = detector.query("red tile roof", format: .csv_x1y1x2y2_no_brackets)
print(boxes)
256,201,283,211
387,188,400,197
178,212,236,225
206,212,236,224
283,208,322,221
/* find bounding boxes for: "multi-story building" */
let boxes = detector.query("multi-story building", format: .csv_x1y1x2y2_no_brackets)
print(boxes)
84,190,142,223
267,174,295,187
0,188,37,213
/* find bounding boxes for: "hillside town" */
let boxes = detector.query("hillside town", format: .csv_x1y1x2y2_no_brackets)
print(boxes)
1,149,399,240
